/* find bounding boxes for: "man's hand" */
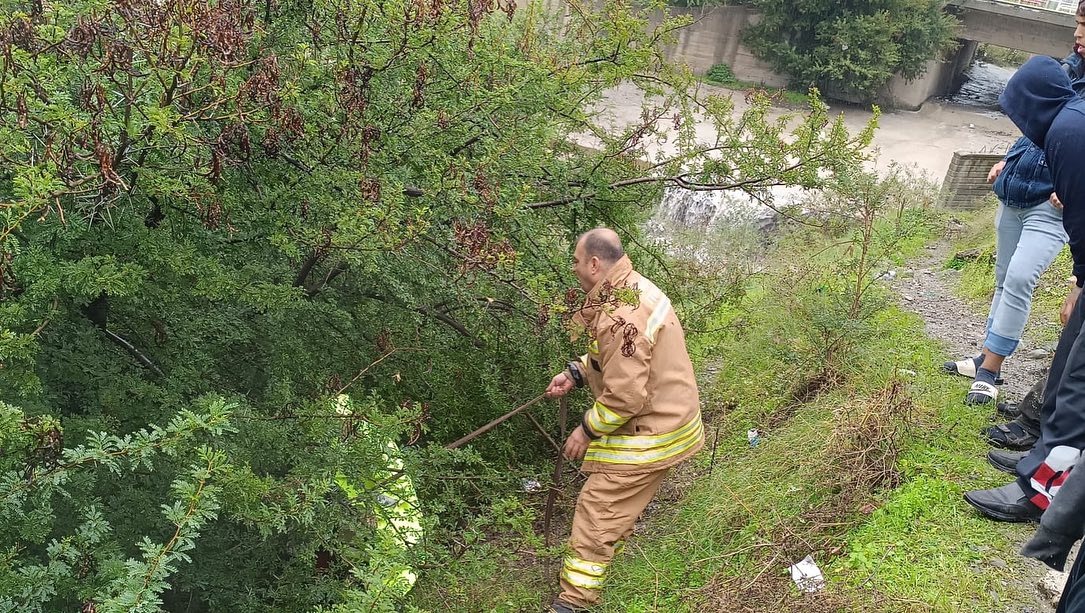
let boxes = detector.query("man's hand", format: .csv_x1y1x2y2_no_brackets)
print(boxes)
987,160,1007,183
545,372,575,398
1063,281,1082,326
1051,192,1063,210
563,426,591,461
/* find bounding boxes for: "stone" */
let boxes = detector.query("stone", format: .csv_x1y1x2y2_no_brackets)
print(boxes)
1039,570,1069,606
990,557,1008,569
1025,349,1051,360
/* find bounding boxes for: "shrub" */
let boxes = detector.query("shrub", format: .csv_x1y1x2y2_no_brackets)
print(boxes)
705,63,739,86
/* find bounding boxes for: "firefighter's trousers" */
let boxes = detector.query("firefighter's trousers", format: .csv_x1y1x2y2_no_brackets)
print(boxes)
558,469,670,608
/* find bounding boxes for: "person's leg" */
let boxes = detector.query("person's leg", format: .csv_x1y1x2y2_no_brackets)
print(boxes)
1056,551,1085,613
986,202,1067,361
969,204,1065,403
947,203,1019,379
966,294,1083,521
557,470,669,608
1017,293,1085,509
988,203,1021,336
986,371,1048,449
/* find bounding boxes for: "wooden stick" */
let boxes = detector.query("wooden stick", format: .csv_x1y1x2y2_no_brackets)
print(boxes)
444,393,548,450
544,396,569,547
524,411,562,454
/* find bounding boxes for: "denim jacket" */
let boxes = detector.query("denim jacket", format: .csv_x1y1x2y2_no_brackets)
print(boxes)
994,52,1085,209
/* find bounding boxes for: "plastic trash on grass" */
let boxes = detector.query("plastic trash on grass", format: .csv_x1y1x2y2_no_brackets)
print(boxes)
789,555,825,593
747,428,761,447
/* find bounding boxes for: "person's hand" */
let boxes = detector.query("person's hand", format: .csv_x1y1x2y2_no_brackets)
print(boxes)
1051,193,1063,210
1062,281,1081,326
545,372,575,398
987,160,1007,183
563,426,591,461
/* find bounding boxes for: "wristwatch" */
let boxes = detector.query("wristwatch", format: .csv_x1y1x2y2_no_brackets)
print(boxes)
565,361,585,388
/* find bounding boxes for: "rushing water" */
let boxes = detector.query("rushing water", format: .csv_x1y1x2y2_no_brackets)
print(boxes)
649,58,1016,238
650,185,809,231
941,60,1017,111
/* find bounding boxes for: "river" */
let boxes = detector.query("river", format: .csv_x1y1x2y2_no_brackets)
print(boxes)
593,60,1022,229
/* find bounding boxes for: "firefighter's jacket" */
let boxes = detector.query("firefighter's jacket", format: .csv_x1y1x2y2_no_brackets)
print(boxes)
570,255,703,474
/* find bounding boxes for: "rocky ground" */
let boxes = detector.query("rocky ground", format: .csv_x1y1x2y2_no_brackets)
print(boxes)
889,236,1073,612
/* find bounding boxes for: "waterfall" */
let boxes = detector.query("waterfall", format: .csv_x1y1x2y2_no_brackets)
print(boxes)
650,185,809,232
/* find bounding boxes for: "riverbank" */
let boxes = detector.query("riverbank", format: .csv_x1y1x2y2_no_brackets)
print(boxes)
412,194,1071,612
592,80,1020,180
590,208,1062,612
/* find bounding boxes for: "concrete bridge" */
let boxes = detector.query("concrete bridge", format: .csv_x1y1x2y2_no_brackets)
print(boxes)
524,0,1078,108
948,0,1076,58
653,0,1077,109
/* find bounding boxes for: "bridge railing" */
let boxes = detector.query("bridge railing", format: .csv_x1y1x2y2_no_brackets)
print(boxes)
991,0,1078,14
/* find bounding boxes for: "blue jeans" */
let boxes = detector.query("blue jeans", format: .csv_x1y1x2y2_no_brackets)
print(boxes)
985,201,1068,357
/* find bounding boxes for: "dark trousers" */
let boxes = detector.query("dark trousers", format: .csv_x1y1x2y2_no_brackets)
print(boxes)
1058,551,1085,613
1017,291,1085,507
1018,371,1049,433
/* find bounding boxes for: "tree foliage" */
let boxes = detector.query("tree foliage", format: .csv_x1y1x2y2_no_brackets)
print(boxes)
0,0,876,609
744,0,959,99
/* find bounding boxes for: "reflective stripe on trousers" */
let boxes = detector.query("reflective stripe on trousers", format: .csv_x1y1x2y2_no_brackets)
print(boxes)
558,469,670,608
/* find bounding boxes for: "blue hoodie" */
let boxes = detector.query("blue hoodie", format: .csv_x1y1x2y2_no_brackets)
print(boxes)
1000,56,1085,287
994,52,1085,209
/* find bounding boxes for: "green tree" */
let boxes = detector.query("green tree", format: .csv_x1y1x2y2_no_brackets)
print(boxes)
0,0,876,609
745,0,959,100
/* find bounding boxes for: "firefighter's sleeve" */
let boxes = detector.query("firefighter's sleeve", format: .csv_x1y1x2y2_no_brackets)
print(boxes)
580,316,651,439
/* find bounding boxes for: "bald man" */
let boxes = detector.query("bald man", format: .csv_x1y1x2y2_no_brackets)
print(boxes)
544,228,704,612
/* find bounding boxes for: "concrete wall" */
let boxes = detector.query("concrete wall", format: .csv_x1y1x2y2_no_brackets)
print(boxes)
938,152,1005,209
515,0,789,87
654,6,788,88
515,0,1047,109
881,40,978,110
655,5,975,109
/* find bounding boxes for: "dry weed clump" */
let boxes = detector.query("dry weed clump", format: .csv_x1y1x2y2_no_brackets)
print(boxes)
787,380,916,554
697,381,916,611
823,380,915,497
766,368,845,430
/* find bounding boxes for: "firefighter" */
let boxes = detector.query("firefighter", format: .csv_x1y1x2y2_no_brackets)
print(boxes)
544,227,704,612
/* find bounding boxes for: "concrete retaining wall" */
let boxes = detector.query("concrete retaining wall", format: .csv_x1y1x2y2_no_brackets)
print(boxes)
938,152,1006,210
517,1,974,109
654,6,788,88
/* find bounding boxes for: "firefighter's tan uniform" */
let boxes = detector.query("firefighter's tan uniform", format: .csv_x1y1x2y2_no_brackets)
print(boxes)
559,255,703,608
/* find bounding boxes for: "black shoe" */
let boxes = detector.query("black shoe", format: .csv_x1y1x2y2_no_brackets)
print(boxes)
995,401,1020,419
985,419,1040,450
963,482,1042,522
550,601,583,613
987,449,1028,474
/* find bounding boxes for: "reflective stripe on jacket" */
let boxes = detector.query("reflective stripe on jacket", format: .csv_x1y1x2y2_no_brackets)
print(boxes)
571,255,703,473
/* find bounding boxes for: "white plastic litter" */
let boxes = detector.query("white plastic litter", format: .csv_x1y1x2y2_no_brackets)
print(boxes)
521,478,543,493
789,555,825,593
747,428,761,447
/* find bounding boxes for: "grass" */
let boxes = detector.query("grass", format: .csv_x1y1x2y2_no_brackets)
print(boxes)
412,205,1046,612
601,295,1034,611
